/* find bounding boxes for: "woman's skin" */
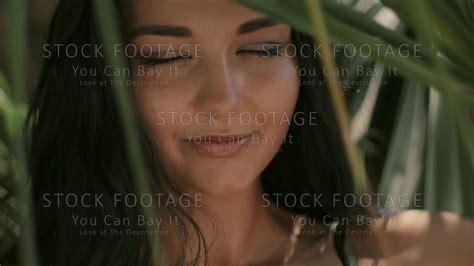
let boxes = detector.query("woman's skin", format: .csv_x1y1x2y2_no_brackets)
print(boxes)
127,0,474,265
351,210,474,266
128,0,300,264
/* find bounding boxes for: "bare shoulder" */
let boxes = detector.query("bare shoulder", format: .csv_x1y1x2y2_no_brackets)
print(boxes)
349,209,474,266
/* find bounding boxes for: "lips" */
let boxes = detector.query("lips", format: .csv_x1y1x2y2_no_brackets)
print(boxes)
194,135,247,144
187,133,252,158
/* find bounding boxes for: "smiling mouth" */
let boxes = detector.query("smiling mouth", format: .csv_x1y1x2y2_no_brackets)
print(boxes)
191,134,249,144
186,133,254,158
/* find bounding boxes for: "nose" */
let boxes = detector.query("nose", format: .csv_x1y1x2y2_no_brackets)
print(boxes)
193,55,243,116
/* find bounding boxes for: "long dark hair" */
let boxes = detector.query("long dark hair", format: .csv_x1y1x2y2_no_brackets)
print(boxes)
27,0,357,265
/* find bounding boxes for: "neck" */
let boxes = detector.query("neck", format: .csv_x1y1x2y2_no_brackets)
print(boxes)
161,179,292,265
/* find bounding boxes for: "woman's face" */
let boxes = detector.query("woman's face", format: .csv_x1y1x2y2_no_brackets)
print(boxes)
128,0,299,195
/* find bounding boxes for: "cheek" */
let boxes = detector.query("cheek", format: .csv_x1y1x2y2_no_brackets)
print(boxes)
246,58,300,139
131,60,197,132
131,67,200,162
131,83,189,174
246,57,299,104
228,59,299,182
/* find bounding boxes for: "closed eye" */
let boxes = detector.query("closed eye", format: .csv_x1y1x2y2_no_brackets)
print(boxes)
237,48,282,57
141,55,191,66
237,43,284,57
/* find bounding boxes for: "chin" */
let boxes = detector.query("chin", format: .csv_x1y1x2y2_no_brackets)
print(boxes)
178,164,262,196
162,141,278,196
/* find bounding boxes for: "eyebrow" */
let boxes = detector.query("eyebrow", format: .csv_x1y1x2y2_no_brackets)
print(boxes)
129,25,192,39
128,17,282,39
237,17,281,34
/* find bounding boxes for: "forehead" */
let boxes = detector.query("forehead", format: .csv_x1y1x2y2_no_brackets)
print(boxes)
127,0,266,30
